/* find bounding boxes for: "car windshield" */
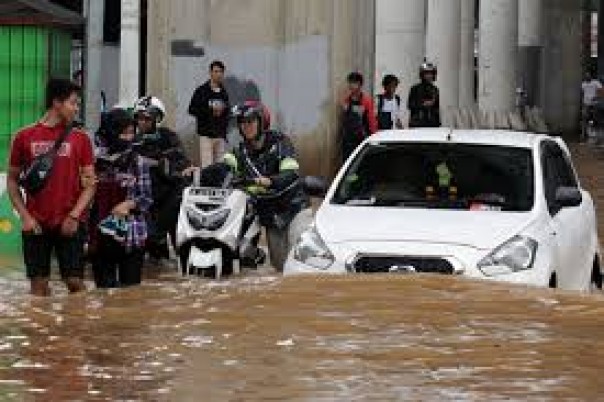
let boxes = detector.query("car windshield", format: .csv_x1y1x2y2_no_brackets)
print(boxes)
332,142,535,212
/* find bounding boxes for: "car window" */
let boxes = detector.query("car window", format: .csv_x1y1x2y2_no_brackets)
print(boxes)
332,142,535,212
541,141,579,214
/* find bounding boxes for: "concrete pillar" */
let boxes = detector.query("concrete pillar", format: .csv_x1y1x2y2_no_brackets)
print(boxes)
119,0,140,107
541,0,583,137
478,0,519,112
598,0,604,77
375,0,425,106
518,0,543,107
83,0,104,130
459,0,476,108
426,0,461,122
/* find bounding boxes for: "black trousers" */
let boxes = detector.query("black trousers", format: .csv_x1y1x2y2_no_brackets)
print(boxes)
147,193,180,260
92,234,144,288
342,134,364,164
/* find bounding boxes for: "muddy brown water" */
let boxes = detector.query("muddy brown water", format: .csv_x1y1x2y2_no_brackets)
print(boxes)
1,144,604,401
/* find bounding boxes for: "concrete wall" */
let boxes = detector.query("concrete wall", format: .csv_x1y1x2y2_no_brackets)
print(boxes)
147,0,375,177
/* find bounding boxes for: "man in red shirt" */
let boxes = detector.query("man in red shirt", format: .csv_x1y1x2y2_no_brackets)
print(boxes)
7,78,96,296
340,72,378,164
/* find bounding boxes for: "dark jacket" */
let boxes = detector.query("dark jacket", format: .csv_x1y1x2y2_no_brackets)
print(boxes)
407,81,441,128
188,81,230,138
135,127,191,203
223,131,309,228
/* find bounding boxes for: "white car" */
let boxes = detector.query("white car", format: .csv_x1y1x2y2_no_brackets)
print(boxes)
285,129,602,291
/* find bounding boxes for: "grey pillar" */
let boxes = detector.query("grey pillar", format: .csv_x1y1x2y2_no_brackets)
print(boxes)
84,0,105,131
518,0,543,107
478,0,519,112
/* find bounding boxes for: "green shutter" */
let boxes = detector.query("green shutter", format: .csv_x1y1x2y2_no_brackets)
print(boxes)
0,26,10,170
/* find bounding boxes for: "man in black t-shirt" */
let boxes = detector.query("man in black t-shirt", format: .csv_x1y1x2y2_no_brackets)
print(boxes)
188,60,230,168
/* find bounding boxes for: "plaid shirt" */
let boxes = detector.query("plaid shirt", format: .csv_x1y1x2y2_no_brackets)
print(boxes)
95,150,153,250
124,155,153,250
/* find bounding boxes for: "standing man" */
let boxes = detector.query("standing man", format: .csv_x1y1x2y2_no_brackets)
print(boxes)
407,62,441,128
340,72,378,163
377,74,403,130
581,71,603,141
7,78,96,296
188,60,230,168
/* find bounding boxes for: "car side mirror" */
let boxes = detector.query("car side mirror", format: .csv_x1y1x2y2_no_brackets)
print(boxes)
555,187,582,209
303,176,328,198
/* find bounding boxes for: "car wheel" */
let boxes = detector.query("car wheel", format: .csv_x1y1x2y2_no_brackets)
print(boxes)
549,273,557,289
590,258,603,291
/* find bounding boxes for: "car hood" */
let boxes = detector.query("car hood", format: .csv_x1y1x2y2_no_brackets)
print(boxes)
315,206,535,251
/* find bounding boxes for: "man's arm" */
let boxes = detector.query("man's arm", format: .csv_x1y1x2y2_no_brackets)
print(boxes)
407,86,419,112
188,86,206,117
70,134,97,220
269,137,301,191
6,132,38,231
364,95,378,134
70,165,96,220
7,167,29,221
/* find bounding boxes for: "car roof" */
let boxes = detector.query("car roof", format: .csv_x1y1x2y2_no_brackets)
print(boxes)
368,128,552,149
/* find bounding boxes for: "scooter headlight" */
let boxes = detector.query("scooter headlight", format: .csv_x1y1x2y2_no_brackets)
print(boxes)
186,208,230,231
204,209,231,230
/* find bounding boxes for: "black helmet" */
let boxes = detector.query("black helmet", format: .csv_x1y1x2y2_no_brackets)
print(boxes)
420,61,437,80
232,102,266,141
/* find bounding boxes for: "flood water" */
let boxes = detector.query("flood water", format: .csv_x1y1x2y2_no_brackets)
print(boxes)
1,144,604,401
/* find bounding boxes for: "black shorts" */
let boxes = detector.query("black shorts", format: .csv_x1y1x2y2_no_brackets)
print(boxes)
22,227,85,280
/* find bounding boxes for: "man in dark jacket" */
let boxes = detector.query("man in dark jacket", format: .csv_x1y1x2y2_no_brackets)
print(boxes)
188,60,230,168
224,102,312,272
407,62,441,128
133,96,195,263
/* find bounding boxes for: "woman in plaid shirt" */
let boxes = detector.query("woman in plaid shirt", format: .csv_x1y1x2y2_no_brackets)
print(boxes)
90,108,153,288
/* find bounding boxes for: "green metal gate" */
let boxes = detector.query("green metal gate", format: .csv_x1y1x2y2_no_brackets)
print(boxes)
0,25,72,171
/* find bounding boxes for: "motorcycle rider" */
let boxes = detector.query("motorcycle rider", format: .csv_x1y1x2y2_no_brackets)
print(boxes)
407,61,441,128
223,101,313,272
133,96,196,263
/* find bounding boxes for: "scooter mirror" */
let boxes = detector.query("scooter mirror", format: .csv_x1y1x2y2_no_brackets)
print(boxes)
303,176,328,198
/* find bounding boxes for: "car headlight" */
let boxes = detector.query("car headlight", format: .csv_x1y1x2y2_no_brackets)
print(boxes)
293,227,334,270
477,236,538,277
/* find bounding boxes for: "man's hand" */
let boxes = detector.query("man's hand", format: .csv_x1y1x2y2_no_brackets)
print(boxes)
254,177,272,188
112,201,134,218
60,215,79,237
22,213,41,234
181,166,199,177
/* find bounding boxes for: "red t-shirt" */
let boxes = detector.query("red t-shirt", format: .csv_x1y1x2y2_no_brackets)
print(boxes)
9,122,94,229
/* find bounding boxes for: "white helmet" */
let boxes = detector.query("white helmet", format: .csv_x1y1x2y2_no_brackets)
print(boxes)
134,96,166,124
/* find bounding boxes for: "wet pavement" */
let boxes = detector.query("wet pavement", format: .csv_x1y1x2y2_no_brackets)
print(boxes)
1,143,604,401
